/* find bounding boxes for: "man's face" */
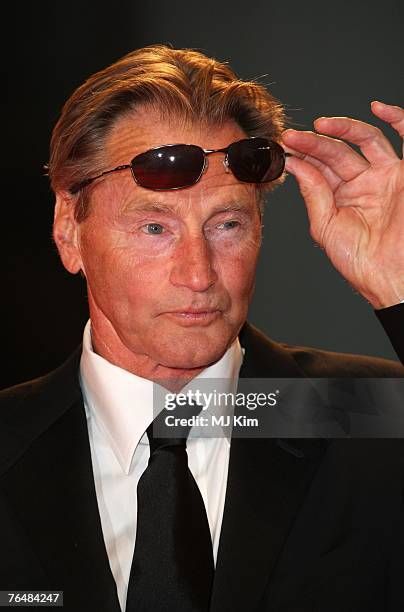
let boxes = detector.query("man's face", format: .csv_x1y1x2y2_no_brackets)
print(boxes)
66,109,262,373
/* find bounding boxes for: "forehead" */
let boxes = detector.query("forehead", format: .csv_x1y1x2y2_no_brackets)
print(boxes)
96,107,260,213
105,106,248,165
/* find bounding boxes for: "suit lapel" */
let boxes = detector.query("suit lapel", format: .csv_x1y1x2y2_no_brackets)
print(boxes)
0,349,120,612
1,323,329,612
210,322,330,612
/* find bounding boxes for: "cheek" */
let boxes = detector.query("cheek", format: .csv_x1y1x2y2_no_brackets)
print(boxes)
79,226,140,298
212,231,261,295
214,249,259,304
80,232,172,318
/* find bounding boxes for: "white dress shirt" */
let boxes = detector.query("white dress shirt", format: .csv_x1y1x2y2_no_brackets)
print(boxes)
79,320,244,611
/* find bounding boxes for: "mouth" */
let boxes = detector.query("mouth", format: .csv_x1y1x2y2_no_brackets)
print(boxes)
164,308,221,326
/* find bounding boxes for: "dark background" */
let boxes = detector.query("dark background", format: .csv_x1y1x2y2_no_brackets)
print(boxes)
2,0,403,388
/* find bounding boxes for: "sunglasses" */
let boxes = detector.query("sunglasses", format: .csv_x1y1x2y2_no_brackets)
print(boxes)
66,137,290,194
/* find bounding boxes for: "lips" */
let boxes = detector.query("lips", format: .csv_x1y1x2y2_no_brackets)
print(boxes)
169,308,219,314
164,308,221,326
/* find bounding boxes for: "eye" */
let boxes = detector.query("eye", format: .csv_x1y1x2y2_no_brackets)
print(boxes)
141,223,165,235
218,220,240,230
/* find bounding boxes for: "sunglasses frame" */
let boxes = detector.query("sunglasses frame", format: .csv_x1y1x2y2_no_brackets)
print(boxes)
67,137,290,194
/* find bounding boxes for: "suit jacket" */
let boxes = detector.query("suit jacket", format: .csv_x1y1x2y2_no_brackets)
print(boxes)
1,312,404,612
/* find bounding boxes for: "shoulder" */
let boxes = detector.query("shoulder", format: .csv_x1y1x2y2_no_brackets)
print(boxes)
0,347,83,471
0,346,83,409
284,342,404,378
239,321,404,378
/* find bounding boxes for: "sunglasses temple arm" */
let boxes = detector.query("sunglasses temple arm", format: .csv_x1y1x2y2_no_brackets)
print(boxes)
69,164,133,194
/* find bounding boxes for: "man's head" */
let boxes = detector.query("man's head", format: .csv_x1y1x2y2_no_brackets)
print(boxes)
51,45,285,383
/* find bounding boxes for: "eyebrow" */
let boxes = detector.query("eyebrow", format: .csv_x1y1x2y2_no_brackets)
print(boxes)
121,200,255,216
123,202,178,215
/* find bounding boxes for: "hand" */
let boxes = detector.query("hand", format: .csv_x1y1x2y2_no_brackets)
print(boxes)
281,101,404,309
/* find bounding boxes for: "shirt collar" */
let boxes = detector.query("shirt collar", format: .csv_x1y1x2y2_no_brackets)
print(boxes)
80,320,244,474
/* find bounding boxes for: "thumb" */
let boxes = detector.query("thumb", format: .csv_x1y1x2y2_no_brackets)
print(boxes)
286,155,336,245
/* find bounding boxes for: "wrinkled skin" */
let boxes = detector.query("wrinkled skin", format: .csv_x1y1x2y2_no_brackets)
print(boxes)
54,110,262,389
282,101,404,309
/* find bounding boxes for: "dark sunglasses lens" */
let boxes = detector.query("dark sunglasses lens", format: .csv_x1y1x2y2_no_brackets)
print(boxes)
227,138,285,183
131,144,205,189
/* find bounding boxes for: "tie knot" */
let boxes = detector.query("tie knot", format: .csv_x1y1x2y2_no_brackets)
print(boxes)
146,400,204,455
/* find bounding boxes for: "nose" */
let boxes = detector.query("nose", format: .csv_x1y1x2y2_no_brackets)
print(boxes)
169,233,218,292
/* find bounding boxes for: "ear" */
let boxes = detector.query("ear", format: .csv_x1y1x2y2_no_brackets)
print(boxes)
52,191,83,274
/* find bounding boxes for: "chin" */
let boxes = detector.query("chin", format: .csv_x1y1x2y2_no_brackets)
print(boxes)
153,328,232,370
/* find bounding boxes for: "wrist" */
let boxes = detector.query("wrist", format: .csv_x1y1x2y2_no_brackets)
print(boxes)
361,278,404,309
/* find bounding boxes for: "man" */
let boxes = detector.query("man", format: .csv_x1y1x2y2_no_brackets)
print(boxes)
0,45,403,612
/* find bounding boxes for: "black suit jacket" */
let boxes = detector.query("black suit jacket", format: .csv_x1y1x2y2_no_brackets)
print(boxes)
1,308,404,612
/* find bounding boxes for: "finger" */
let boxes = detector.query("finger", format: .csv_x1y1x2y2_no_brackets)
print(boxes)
313,114,398,165
285,154,336,245
282,129,369,182
371,100,404,143
283,144,342,192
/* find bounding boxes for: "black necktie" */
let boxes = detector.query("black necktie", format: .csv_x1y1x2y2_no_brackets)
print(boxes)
125,404,214,612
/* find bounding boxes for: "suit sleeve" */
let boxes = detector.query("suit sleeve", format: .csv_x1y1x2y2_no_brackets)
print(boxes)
375,303,404,365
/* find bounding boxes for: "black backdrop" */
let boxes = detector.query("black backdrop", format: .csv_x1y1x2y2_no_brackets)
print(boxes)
2,0,403,388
